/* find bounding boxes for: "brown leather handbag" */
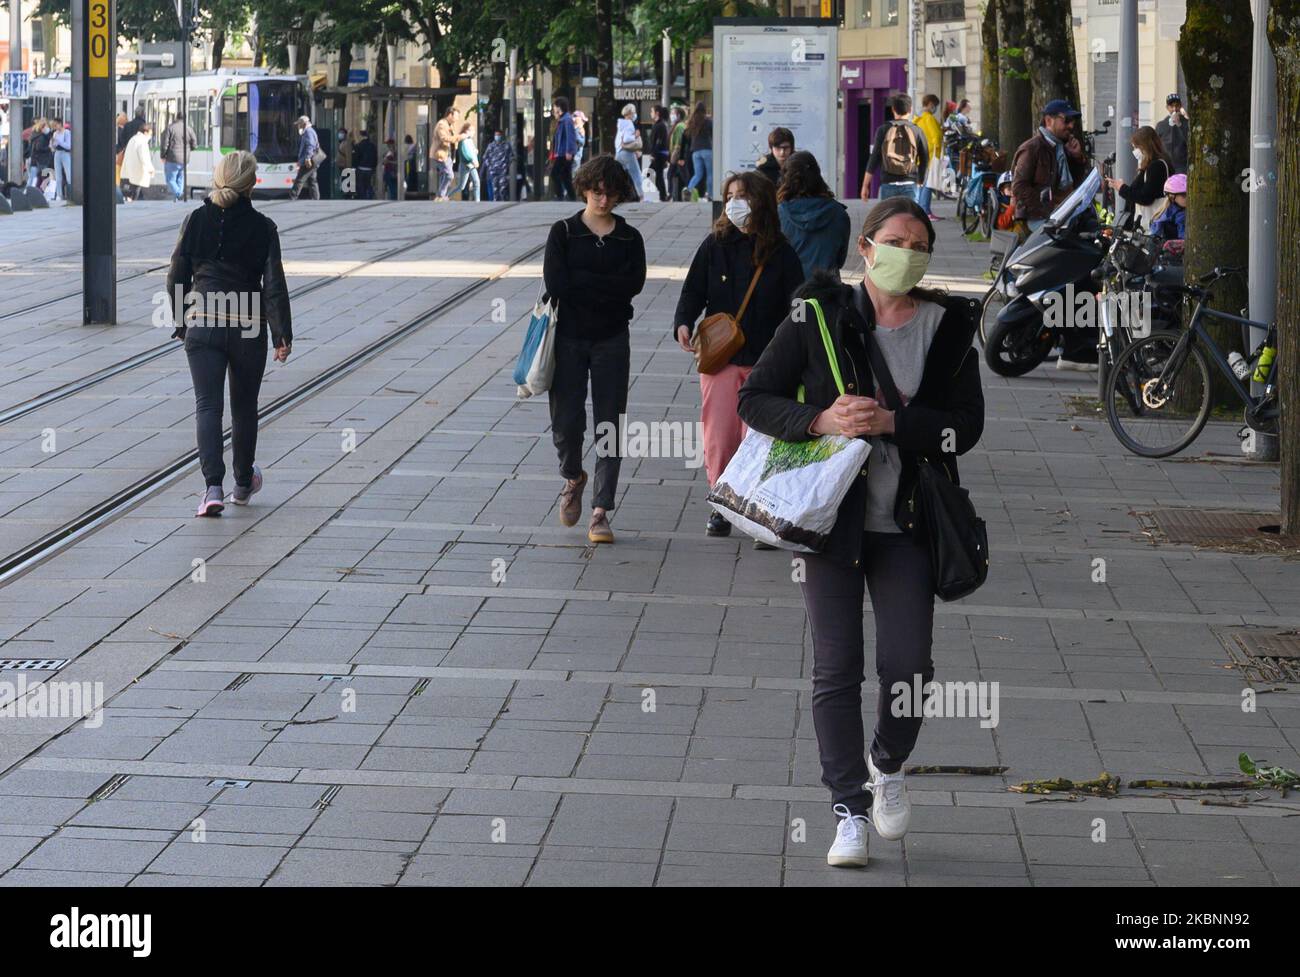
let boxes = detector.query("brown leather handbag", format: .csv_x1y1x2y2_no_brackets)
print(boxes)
694,262,764,375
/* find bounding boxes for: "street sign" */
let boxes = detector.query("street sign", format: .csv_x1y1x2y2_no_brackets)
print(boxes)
2,70,29,98
89,0,111,78
348,68,369,85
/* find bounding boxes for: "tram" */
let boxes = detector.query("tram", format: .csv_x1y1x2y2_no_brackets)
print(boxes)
25,69,314,197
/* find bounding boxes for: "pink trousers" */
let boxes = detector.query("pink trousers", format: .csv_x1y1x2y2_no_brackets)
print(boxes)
699,363,752,486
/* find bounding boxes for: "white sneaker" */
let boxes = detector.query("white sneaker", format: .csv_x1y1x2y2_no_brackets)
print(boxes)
867,755,912,841
1056,357,1099,372
826,803,870,868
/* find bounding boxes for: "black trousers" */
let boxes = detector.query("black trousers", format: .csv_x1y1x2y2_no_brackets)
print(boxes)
551,158,575,201
186,335,268,489
547,330,630,512
800,532,936,816
650,160,668,202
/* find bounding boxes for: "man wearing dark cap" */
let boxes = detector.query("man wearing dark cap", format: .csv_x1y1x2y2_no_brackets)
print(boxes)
1010,99,1094,370
1155,94,1188,174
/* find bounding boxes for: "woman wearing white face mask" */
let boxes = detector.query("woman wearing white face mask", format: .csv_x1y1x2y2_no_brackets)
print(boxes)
1104,126,1173,229
737,196,985,868
673,170,804,540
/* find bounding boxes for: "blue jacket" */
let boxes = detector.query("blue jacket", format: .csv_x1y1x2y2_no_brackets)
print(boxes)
1151,200,1185,241
553,113,577,159
779,196,851,280
297,125,320,166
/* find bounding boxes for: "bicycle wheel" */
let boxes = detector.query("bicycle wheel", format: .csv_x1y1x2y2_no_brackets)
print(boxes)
980,187,997,238
979,279,1007,347
959,188,979,234
1103,331,1212,457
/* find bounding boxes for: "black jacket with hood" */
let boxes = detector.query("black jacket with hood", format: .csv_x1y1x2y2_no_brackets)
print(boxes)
736,272,984,570
166,196,292,350
543,210,647,342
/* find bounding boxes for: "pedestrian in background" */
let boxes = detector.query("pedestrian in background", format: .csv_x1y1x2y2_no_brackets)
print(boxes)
1105,125,1172,228
433,106,465,201
167,150,292,518
1155,94,1188,175
550,96,577,201
483,126,513,201
913,94,945,220
668,105,691,201
673,170,803,539
51,119,73,202
683,101,713,202
291,116,321,200
778,151,850,281
120,122,154,201
737,196,985,868
863,94,928,203
756,127,794,184
542,155,646,545
615,103,643,203
383,138,398,200
573,110,588,168
404,134,419,194
352,130,377,199
455,122,481,201
161,112,197,202
649,105,671,202
27,118,52,189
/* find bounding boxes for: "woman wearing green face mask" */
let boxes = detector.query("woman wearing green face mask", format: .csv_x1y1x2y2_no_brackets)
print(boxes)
737,196,985,869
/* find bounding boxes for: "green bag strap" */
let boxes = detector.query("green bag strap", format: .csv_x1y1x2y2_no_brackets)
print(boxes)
796,297,845,404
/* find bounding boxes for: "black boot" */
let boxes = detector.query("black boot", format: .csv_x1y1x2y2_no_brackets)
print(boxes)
706,512,732,537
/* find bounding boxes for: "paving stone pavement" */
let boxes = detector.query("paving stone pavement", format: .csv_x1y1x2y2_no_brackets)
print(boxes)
0,197,1296,887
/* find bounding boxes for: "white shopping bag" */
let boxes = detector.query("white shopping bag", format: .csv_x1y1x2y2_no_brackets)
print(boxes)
514,285,558,399
707,429,870,552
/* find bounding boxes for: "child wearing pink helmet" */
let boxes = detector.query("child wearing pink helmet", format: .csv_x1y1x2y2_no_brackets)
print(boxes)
1151,172,1187,241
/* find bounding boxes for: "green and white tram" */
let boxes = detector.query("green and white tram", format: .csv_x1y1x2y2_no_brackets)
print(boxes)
26,70,313,197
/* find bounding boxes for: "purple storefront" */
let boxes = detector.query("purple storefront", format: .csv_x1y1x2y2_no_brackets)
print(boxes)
840,58,907,200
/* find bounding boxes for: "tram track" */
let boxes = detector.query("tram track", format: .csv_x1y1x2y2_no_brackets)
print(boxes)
0,228,545,587
0,199,394,323
0,203,520,428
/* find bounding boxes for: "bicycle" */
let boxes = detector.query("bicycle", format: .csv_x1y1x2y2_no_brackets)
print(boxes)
959,139,1004,238
1101,266,1278,457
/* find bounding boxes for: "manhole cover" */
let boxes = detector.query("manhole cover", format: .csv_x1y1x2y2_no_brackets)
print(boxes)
1145,509,1280,543
1220,628,1300,683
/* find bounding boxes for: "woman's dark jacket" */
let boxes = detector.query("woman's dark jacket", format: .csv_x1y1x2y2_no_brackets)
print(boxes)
737,272,984,570
543,211,647,342
673,225,805,367
1118,157,1172,207
166,196,292,349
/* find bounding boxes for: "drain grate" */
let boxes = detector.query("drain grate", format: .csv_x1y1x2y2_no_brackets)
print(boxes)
1144,509,1281,543
208,779,251,789
223,673,254,692
0,659,69,671
409,678,431,697
89,774,131,802
1220,628,1300,684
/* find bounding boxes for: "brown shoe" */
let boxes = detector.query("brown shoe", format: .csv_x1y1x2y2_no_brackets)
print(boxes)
558,472,587,527
588,510,614,544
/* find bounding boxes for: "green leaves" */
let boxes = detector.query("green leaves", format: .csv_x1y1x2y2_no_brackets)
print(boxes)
760,436,846,483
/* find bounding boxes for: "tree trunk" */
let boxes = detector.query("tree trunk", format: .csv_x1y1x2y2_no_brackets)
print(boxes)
1023,0,1080,115
595,0,616,155
1268,0,1300,531
211,30,225,71
370,42,388,146
980,0,1000,143
486,59,506,135
997,0,1032,153
1180,0,1253,408
336,42,353,88
292,29,313,75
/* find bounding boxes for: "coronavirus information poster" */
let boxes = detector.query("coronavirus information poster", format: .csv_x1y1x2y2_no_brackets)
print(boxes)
712,22,840,198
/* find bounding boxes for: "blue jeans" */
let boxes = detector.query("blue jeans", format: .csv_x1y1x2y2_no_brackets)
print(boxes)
686,149,712,197
878,181,917,202
917,186,933,213
456,164,481,201
616,149,641,202
55,151,73,200
437,158,454,199
164,161,184,200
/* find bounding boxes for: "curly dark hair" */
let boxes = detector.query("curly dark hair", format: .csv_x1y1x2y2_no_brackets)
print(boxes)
573,154,636,205
777,151,833,203
712,170,783,265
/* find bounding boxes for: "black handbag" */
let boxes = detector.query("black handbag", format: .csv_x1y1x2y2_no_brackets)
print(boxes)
854,299,989,602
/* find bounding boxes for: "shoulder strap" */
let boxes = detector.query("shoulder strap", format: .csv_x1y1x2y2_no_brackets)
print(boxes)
804,298,846,397
735,261,765,324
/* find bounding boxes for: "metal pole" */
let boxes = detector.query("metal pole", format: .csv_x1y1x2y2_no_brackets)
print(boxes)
181,15,187,200
661,30,670,111
1247,0,1279,460
508,48,517,201
79,0,116,324
8,0,22,185
907,0,917,111
1114,0,1138,185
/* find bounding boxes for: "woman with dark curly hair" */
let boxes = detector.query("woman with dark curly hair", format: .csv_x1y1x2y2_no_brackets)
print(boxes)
542,155,647,544
672,169,804,540
778,151,851,280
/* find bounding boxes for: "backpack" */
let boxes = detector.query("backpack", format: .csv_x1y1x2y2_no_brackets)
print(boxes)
883,121,919,177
